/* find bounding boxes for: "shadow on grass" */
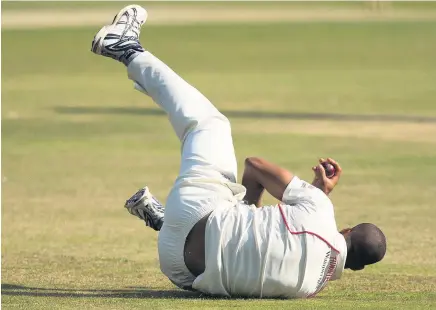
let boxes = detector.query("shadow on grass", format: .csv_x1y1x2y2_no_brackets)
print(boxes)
1,283,300,300
1,283,204,299
54,106,436,124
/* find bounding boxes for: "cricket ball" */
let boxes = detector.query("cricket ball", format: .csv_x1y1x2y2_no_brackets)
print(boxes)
322,162,336,178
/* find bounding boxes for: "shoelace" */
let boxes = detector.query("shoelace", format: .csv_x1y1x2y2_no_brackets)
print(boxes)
119,11,141,39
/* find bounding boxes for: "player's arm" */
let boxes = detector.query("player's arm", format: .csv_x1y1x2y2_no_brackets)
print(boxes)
242,157,343,207
241,157,293,208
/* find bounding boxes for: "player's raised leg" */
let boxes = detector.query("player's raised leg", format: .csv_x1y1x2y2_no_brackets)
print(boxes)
127,52,238,182
90,5,240,231
91,5,237,180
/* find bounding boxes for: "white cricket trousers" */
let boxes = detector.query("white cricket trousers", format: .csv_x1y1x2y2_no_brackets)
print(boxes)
127,52,246,289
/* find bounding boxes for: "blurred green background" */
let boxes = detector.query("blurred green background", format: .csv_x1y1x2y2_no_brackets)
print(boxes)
2,1,436,309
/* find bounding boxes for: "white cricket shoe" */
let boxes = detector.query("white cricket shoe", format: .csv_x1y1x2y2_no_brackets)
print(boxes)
124,186,165,231
91,5,147,66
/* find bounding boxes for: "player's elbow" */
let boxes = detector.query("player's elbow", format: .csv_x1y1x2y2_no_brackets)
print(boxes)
245,157,263,169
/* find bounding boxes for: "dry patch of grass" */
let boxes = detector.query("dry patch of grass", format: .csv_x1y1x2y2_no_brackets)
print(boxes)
2,6,436,30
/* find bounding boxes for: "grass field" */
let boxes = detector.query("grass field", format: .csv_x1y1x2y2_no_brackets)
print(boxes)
2,2,436,309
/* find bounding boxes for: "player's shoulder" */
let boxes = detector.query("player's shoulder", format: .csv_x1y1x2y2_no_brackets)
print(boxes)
286,176,330,201
286,176,324,195
284,176,335,215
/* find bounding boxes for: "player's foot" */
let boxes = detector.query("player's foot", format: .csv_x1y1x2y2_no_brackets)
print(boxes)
91,4,147,66
124,186,164,231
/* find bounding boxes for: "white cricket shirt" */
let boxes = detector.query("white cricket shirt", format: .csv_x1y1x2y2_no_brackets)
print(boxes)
191,176,347,298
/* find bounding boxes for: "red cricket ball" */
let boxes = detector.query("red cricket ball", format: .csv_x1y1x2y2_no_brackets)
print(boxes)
322,162,336,178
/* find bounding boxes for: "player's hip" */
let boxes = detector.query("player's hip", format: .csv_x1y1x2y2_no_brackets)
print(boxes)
158,179,242,289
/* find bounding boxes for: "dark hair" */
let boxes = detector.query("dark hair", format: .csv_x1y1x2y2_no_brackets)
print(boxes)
345,223,386,271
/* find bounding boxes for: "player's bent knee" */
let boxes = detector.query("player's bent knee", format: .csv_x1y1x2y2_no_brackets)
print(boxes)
191,114,231,134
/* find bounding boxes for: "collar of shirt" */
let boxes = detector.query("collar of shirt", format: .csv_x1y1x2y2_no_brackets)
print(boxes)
331,233,348,281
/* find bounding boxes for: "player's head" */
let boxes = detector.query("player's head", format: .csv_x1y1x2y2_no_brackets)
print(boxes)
340,223,386,271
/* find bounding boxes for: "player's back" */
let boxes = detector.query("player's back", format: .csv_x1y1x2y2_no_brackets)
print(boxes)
191,177,347,298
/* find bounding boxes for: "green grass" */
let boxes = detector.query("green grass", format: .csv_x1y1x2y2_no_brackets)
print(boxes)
2,4,436,310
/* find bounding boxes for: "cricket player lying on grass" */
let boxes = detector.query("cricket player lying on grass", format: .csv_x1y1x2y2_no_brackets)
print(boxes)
91,5,387,298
